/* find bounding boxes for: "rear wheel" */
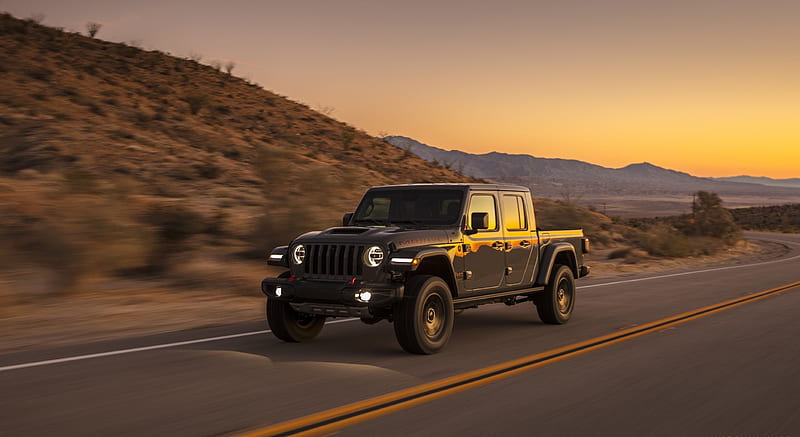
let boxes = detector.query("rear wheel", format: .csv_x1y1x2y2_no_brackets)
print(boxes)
535,264,575,324
393,275,454,354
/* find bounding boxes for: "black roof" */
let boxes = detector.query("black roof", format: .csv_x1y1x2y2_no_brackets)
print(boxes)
368,183,530,192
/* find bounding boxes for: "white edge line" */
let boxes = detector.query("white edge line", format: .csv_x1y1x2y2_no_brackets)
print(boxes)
0,318,357,372
2,237,798,372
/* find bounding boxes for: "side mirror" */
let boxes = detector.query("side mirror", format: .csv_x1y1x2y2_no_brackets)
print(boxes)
342,212,353,226
471,212,489,230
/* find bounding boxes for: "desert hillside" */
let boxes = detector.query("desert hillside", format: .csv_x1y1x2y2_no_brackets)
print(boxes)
0,14,477,298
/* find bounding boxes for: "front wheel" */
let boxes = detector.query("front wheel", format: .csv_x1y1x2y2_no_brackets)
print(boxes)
393,275,454,354
266,299,326,342
535,264,575,324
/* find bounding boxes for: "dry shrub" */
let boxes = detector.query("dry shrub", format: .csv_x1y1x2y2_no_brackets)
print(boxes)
169,125,237,154
2,188,216,292
608,247,632,259
62,169,100,193
627,249,649,264
167,258,259,296
255,145,294,176
193,161,222,179
249,191,342,257
142,203,206,272
620,191,742,256
683,191,741,241
181,93,210,115
608,247,649,264
24,66,54,81
689,236,725,256
534,198,615,248
535,199,594,230
248,154,347,256
5,219,86,293
634,223,693,258
0,193,155,294
0,124,73,174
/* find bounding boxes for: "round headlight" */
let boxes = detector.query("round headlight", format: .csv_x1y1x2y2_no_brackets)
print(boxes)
292,244,305,264
364,246,384,267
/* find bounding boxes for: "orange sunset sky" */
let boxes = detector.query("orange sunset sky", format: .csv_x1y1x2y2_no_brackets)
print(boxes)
4,0,799,178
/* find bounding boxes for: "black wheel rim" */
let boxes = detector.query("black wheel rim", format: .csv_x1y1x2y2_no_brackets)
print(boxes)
422,293,445,340
556,277,573,315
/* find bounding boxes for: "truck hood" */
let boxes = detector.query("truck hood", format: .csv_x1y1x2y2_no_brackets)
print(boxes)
293,226,455,249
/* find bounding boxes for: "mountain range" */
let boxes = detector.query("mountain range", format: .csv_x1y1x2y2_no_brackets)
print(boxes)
712,176,800,188
385,136,800,216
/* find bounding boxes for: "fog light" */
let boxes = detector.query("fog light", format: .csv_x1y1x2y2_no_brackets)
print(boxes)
356,290,372,303
275,286,282,297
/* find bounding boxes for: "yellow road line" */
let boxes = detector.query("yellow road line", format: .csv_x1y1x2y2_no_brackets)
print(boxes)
238,280,800,437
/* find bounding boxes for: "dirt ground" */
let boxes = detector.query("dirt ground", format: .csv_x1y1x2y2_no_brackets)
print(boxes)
0,240,789,354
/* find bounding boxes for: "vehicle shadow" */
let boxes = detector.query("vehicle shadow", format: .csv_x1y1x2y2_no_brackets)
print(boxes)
181,305,550,376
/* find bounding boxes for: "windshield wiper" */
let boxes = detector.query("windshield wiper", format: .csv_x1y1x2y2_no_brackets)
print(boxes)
353,219,388,226
390,219,427,226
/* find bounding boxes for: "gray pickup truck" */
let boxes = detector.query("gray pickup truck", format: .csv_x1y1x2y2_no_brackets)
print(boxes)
263,183,590,354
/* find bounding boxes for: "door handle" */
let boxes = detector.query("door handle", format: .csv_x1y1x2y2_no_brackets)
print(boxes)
491,241,505,250
504,242,513,250
520,240,531,248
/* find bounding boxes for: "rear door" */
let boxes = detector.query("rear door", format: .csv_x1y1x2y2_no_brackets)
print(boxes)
500,192,536,287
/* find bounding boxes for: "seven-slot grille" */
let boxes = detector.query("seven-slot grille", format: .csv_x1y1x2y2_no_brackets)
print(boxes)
303,244,365,278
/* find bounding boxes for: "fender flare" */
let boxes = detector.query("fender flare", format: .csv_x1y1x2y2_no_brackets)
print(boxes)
536,243,578,285
388,246,451,271
388,247,459,295
267,245,289,267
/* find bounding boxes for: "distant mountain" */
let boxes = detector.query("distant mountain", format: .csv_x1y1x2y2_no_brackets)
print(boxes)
385,136,800,216
713,176,800,188
386,136,721,192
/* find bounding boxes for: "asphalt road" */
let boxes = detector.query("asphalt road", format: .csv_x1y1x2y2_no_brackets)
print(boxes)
2,231,799,436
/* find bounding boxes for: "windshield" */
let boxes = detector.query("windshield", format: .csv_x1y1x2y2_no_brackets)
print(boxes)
353,189,464,226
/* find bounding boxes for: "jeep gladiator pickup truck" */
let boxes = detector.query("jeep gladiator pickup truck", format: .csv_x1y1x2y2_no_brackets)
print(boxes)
262,183,590,354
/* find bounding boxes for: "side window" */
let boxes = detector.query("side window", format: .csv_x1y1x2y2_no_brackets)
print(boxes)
501,195,527,231
467,194,497,231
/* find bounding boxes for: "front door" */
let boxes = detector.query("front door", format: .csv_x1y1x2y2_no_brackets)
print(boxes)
462,192,506,294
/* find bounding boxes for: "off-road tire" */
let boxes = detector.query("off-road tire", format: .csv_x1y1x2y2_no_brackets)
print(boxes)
535,264,575,324
266,271,326,342
267,299,325,342
393,275,454,354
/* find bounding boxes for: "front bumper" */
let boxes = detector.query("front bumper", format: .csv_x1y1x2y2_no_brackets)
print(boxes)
261,277,404,315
